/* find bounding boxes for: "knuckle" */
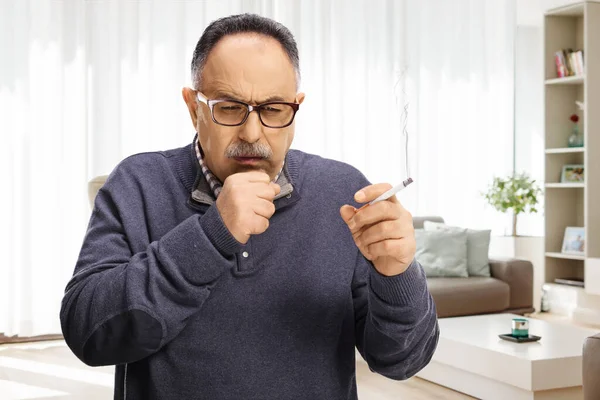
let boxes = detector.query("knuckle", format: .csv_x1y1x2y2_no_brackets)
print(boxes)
353,214,363,227
251,218,266,234
357,232,367,245
372,244,380,254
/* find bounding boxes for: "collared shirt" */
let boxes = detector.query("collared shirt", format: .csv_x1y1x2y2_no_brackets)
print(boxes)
194,135,283,198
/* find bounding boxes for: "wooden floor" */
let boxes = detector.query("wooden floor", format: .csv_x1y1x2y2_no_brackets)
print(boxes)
0,340,472,400
356,358,474,399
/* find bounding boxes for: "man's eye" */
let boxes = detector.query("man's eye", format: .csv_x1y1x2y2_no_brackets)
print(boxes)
220,105,243,111
264,106,283,113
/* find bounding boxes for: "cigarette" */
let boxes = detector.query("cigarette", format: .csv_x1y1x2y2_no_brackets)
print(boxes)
356,178,413,211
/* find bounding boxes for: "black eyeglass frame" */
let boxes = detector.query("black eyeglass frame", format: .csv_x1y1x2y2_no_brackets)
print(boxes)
196,91,300,128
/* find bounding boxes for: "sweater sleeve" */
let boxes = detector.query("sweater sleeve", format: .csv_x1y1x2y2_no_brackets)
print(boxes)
352,255,439,380
59,174,241,367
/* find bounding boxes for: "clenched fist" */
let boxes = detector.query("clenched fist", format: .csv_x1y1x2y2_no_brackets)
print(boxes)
216,171,281,244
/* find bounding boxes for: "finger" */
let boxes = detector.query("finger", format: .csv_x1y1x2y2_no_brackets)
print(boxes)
249,214,270,235
354,183,393,203
355,220,405,247
349,202,402,233
253,183,279,201
253,198,276,218
366,239,404,259
241,171,271,183
269,182,281,196
340,205,357,225
370,237,416,260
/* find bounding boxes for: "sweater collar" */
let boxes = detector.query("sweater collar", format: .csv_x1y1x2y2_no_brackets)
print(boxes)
176,138,300,208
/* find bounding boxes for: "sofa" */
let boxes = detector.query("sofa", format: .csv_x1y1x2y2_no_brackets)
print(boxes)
414,216,535,318
88,175,108,208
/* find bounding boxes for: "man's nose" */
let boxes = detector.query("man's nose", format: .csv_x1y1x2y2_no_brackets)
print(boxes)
238,110,263,143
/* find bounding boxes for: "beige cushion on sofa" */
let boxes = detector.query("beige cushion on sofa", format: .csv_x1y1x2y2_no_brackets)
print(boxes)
415,229,469,277
427,277,510,318
423,220,491,277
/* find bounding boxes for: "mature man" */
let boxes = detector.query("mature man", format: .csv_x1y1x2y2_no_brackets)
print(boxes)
61,13,438,400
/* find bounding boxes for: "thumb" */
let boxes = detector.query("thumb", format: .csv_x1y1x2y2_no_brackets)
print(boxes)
339,205,356,225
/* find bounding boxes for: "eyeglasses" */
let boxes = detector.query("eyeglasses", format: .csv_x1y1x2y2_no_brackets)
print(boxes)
196,92,300,128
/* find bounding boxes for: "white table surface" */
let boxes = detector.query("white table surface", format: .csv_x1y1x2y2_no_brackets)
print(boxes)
438,313,597,361
418,313,599,399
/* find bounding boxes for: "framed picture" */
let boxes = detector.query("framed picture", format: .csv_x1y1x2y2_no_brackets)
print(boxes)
561,164,584,183
561,226,585,255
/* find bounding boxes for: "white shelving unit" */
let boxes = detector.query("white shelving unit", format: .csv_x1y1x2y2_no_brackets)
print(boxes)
545,252,586,261
544,2,600,311
545,147,585,154
545,182,585,188
545,75,586,85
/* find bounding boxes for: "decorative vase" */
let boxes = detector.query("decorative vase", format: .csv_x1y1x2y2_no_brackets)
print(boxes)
568,124,584,147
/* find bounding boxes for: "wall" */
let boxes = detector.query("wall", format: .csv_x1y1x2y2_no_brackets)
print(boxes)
514,24,544,237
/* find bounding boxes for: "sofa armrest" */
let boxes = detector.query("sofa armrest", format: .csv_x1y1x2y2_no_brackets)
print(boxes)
88,175,108,210
489,258,533,310
584,334,600,400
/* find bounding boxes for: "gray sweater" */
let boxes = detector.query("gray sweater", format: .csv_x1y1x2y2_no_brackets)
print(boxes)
60,142,439,400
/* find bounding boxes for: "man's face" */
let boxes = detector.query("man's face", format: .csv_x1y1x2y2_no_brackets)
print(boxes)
183,34,305,182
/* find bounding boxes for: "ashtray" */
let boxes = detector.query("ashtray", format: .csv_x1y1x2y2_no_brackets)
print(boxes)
498,333,541,343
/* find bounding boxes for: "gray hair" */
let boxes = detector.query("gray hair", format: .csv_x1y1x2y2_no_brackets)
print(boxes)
191,13,301,90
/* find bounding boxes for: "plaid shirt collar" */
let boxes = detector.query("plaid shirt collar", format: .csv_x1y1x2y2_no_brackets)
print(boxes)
194,135,283,199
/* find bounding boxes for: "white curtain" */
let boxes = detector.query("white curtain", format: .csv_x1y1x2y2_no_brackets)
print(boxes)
405,0,516,232
0,0,515,337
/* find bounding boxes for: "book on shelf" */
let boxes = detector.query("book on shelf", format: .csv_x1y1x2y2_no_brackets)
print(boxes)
554,49,584,78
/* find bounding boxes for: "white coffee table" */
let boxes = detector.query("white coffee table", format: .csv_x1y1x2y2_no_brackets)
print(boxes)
417,313,597,400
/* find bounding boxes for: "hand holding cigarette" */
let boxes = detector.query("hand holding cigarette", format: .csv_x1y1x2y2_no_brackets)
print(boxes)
356,178,413,211
339,178,416,276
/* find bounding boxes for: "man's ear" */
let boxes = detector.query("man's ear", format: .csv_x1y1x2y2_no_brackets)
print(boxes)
181,87,198,128
296,92,306,105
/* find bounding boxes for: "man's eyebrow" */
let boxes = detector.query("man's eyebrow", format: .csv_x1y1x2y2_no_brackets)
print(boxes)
212,90,243,101
260,95,287,102
211,90,288,103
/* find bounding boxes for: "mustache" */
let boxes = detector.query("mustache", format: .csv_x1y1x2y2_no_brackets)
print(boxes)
225,141,273,159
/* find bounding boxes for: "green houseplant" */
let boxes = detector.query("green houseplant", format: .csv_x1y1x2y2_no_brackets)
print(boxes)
482,172,542,236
